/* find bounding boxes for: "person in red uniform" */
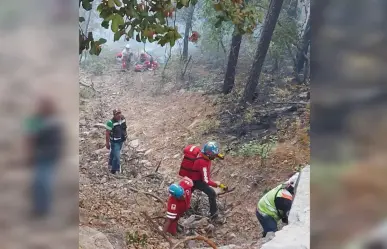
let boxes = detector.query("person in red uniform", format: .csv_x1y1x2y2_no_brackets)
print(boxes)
190,141,227,222
163,177,194,235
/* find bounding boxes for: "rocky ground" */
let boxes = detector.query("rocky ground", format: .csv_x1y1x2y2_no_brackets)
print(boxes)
79,61,309,248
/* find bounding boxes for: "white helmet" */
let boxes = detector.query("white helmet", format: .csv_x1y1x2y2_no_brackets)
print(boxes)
125,44,130,49
285,172,299,188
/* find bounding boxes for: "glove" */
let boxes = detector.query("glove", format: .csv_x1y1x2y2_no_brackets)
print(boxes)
217,153,225,160
219,183,228,191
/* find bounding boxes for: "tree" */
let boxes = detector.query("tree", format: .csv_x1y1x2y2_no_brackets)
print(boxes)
222,28,243,94
242,0,285,104
222,0,267,94
182,5,195,62
295,14,310,75
79,0,260,55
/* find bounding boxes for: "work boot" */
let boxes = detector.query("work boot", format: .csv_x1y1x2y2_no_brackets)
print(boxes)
210,213,226,225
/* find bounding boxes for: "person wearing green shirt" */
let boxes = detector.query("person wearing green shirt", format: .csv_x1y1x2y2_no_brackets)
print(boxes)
105,108,127,174
256,172,299,237
24,96,63,217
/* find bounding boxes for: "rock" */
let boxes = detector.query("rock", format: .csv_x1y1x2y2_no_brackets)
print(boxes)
79,226,114,249
129,139,139,148
140,160,152,167
100,177,107,184
144,149,153,156
80,119,87,126
227,233,237,240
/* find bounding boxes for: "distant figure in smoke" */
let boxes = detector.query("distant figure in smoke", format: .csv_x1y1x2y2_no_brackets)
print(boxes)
24,96,64,217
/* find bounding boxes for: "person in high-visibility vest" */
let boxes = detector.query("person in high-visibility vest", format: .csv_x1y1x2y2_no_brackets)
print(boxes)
256,173,300,237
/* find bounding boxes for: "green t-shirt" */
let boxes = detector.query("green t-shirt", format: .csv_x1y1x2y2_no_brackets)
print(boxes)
24,116,44,134
105,119,113,131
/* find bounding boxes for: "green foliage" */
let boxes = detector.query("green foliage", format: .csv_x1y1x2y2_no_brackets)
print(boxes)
243,106,256,123
125,231,148,247
79,0,262,55
231,136,277,158
268,6,299,61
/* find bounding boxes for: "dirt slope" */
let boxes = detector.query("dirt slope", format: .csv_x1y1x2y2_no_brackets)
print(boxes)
79,67,309,248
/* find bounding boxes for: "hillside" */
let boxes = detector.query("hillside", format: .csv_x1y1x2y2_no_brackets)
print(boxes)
79,59,310,248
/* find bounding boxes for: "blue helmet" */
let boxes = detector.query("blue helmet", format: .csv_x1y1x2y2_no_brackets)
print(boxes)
201,141,220,157
168,183,184,198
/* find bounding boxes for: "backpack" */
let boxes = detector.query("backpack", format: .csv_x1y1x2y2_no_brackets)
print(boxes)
178,145,203,178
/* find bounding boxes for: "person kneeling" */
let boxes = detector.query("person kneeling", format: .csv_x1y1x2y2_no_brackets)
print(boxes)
163,177,193,236
256,173,299,237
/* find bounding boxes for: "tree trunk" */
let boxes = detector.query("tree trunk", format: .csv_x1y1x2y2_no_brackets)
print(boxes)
243,0,285,104
182,5,195,62
222,29,243,94
295,14,311,74
222,0,249,94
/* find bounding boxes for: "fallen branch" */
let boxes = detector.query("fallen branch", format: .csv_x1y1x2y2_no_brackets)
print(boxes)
171,235,217,249
140,211,173,246
155,159,163,172
127,186,166,208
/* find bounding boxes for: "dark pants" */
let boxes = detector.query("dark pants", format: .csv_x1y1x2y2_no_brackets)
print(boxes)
256,209,278,237
193,180,218,217
33,160,56,216
108,141,123,173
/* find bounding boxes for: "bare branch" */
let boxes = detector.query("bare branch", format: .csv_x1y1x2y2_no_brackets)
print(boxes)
171,235,218,249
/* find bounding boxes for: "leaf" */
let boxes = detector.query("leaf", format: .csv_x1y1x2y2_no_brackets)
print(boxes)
158,37,168,46
97,3,104,12
154,24,164,34
81,0,92,10
169,39,175,47
101,20,109,29
111,14,124,32
97,38,107,44
108,0,115,8
155,12,165,24
114,31,124,41
113,0,122,7
79,17,85,22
